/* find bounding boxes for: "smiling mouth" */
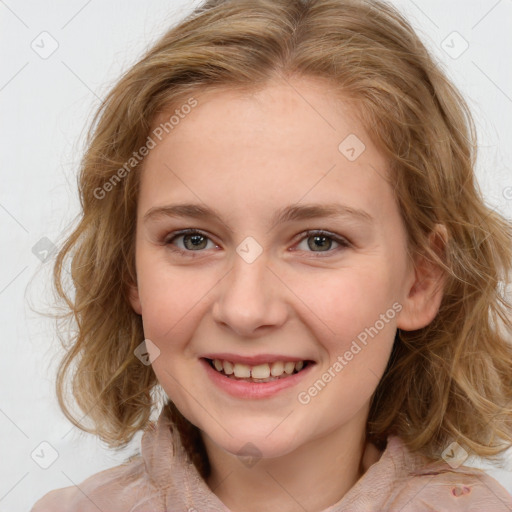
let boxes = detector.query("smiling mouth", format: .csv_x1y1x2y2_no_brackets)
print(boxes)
204,357,312,383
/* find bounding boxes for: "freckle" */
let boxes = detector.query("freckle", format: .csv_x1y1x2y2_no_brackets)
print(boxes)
451,485,471,497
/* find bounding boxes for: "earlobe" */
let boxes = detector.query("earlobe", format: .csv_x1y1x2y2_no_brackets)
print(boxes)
397,224,447,331
127,283,142,315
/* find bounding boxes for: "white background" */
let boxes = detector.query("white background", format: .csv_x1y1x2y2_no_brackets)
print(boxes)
0,1,511,511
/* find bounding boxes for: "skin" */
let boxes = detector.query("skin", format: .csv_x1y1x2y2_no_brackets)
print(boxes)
129,77,444,512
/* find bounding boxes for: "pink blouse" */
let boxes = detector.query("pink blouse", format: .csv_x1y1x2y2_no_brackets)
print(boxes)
31,407,512,511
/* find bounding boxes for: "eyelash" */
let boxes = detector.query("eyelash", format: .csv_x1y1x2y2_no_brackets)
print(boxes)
163,229,351,258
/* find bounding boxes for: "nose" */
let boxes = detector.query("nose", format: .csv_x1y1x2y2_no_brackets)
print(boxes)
212,248,289,337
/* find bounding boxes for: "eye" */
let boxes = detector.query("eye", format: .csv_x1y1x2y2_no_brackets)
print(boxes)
163,228,351,257
294,230,350,255
165,229,218,255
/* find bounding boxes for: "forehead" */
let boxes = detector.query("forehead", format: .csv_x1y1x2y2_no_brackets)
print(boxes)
139,78,395,222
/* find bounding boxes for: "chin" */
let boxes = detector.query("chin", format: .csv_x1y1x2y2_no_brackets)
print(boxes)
201,418,302,459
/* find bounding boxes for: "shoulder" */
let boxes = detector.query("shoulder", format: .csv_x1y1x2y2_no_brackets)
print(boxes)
387,465,512,511
30,455,148,512
367,436,512,511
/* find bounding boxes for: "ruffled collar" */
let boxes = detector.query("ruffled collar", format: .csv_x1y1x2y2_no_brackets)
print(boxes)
138,405,456,511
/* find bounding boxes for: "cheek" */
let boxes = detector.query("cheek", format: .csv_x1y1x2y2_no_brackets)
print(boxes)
290,263,401,340
299,272,399,418
289,264,401,394
135,249,216,341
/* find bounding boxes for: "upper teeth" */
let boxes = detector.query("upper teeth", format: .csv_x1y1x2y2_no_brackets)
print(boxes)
212,359,305,378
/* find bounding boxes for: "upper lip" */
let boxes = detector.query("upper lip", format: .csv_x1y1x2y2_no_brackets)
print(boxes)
202,353,313,366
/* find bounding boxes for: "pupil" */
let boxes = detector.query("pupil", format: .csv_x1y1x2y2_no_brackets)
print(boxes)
184,234,207,250
308,235,331,251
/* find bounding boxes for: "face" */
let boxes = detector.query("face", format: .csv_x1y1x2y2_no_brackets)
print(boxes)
129,77,437,459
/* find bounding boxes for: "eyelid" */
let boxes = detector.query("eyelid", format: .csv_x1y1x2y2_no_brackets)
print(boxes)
164,228,213,244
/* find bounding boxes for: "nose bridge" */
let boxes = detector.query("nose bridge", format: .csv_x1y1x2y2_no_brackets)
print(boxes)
212,246,287,335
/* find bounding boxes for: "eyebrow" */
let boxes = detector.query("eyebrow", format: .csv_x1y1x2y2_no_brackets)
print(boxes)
143,202,373,231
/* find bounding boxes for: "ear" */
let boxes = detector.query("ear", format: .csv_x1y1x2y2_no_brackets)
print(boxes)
127,281,142,315
397,224,447,331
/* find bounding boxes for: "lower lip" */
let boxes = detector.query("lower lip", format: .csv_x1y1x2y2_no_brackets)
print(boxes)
201,358,314,399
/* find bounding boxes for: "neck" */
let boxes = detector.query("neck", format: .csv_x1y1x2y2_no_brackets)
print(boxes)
201,407,382,512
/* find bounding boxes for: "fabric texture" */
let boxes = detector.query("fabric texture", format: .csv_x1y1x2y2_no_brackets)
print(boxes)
31,406,512,512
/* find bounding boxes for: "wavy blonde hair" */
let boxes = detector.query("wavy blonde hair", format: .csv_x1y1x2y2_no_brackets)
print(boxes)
52,0,512,478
